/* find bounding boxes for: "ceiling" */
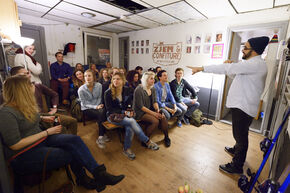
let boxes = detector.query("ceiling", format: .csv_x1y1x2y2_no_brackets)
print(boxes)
16,0,290,34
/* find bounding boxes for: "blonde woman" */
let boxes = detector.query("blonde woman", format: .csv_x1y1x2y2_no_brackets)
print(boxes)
0,75,124,192
14,44,42,83
133,72,170,147
104,72,159,160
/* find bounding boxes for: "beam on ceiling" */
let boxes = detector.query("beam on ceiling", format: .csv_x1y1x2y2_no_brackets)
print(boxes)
41,0,64,18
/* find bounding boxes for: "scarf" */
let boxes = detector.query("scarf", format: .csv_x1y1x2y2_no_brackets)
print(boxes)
15,48,37,65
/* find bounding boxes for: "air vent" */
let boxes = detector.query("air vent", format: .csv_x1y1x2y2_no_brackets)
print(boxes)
101,0,148,13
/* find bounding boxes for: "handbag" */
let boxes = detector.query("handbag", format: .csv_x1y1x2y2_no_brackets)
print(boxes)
109,113,126,123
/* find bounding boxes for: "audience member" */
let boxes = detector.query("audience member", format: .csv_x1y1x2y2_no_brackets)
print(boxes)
135,66,143,76
170,68,200,125
99,68,110,85
14,44,42,83
78,70,108,149
154,70,183,127
126,70,141,91
0,75,124,192
90,63,99,80
10,66,78,135
133,72,171,147
119,67,127,77
106,62,112,69
155,66,162,82
71,69,85,98
75,63,84,71
50,52,72,105
104,73,159,160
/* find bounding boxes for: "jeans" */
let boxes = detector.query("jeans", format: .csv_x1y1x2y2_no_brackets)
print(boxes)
160,102,182,121
84,108,107,136
108,116,149,150
11,134,99,178
231,108,253,168
177,98,200,118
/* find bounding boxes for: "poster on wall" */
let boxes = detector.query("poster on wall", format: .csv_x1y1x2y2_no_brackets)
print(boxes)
146,40,149,46
216,33,223,42
98,49,110,63
186,35,192,44
152,42,182,66
131,48,134,54
141,40,144,46
141,48,144,54
186,46,191,54
211,44,224,58
205,34,212,43
203,44,211,54
146,48,149,54
136,41,139,46
195,34,202,43
131,41,134,47
136,48,139,54
194,46,200,54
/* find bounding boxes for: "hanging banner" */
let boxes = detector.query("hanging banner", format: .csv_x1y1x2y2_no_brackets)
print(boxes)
98,49,110,63
152,42,182,66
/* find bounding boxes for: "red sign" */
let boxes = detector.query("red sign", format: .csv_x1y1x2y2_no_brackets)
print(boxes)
152,42,182,66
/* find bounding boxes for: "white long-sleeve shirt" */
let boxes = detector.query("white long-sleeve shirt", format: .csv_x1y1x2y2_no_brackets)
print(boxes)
14,54,43,83
204,56,267,117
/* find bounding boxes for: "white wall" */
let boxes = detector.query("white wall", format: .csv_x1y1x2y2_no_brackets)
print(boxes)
18,13,118,67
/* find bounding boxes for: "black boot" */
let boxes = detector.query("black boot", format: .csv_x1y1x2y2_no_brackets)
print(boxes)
93,164,125,185
76,168,106,192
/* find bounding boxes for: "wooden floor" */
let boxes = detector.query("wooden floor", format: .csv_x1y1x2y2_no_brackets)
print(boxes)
72,120,268,193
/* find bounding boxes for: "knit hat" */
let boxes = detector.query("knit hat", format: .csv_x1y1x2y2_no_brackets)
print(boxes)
248,36,269,55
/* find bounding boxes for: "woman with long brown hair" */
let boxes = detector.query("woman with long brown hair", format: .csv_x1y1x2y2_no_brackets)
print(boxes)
0,75,124,192
104,72,159,160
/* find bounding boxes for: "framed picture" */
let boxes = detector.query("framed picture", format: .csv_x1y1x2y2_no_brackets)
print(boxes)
216,33,223,42
131,41,134,47
205,34,212,43
195,34,202,43
136,41,139,46
141,40,144,46
211,44,224,58
194,46,200,54
136,48,139,54
203,44,211,54
146,48,149,54
186,35,192,44
146,40,149,46
131,48,134,54
186,46,192,53
141,48,144,54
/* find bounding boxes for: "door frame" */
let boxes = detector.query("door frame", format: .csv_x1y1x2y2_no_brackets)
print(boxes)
118,36,129,70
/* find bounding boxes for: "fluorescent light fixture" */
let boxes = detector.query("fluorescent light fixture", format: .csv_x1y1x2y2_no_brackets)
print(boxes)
81,12,96,18
13,36,35,48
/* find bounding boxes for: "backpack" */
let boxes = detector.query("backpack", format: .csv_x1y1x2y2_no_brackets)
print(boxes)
70,98,82,121
190,109,203,127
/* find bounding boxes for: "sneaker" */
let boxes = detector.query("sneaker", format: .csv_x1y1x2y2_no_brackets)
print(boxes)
123,149,136,160
219,163,243,175
103,134,111,142
147,140,159,151
224,146,235,157
177,120,182,127
182,117,190,125
96,137,106,149
164,137,171,147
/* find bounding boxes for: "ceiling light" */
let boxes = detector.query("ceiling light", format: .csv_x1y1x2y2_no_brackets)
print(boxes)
81,12,96,18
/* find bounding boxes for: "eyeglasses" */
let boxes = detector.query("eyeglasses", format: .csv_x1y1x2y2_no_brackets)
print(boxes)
243,46,252,51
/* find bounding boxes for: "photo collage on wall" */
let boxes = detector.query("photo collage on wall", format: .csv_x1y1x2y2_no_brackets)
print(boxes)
185,32,224,58
131,39,150,55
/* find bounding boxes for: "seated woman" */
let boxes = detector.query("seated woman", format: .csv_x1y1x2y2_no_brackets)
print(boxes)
99,68,110,85
104,72,159,160
0,75,124,192
126,70,141,91
71,69,85,99
78,70,108,149
75,63,84,71
133,72,171,147
90,63,99,80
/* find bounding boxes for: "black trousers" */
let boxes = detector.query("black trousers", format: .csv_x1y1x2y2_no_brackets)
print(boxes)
84,108,107,136
231,108,253,168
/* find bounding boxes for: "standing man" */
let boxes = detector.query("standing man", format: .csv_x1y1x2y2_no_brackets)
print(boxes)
188,36,269,174
170,68,200,125
50,52,73,105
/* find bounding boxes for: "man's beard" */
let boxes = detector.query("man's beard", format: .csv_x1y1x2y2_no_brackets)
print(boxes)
242,50,252,60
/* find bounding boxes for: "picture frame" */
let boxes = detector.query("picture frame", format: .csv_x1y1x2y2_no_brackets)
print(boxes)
194,46,200,54
211,44,224,58
186,46,192,53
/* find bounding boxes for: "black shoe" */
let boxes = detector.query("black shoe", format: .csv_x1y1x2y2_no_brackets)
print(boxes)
141,141,147,147
76,173,106,191
164,137,171,147
219,163,243,175
93,164,125,186
224,146,235,157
